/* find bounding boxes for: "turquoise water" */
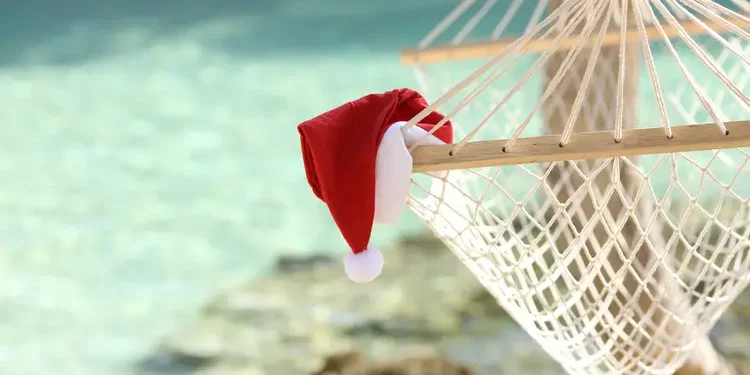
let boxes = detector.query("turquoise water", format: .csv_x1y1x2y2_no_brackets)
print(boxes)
0,2,464,374
0,1,746,375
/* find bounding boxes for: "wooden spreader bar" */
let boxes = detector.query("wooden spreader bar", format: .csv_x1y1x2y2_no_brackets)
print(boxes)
411,121,750,173
401,18,750,65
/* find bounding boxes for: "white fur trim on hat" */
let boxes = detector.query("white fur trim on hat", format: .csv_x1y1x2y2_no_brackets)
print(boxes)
374,121,449,225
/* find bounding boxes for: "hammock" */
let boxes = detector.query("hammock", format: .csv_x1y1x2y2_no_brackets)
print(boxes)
399,1,750,374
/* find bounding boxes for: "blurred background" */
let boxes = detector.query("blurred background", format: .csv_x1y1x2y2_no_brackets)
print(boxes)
1,1,749,375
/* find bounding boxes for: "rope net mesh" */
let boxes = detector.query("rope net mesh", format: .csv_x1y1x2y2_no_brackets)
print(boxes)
404,0,749,374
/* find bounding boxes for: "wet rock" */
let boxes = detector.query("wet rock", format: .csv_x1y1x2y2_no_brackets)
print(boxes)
395,233,446,251
321,309,372,333
202,291,287,321
312,351,367,375
138,324,226,374
143,232,750,375
138,351,213,374
312,350,478,375
439,328,562,375
275,253,336,273
144,234,524,374
159,318,227,361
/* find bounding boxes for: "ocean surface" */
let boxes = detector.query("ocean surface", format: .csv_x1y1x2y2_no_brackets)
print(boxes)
0,1,746,375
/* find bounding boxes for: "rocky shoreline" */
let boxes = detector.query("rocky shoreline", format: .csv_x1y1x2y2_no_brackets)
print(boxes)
138,233,750,375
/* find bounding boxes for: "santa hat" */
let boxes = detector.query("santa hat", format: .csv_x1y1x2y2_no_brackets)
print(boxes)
298,88,453,283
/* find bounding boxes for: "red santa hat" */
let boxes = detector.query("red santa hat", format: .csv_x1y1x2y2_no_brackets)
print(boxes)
298,88,453,283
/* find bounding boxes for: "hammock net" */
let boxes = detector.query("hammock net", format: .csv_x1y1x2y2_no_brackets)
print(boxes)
403,0,750,374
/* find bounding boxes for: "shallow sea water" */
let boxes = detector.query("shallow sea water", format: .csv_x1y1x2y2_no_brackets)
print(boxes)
0,1,746,374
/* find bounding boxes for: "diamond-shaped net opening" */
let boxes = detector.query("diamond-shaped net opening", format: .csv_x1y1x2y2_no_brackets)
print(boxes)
404,0,750,374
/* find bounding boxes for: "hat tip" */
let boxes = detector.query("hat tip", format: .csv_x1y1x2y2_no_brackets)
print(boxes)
343,245,384,283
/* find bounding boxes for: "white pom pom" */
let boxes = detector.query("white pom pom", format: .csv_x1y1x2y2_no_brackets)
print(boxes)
343,245,384,283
